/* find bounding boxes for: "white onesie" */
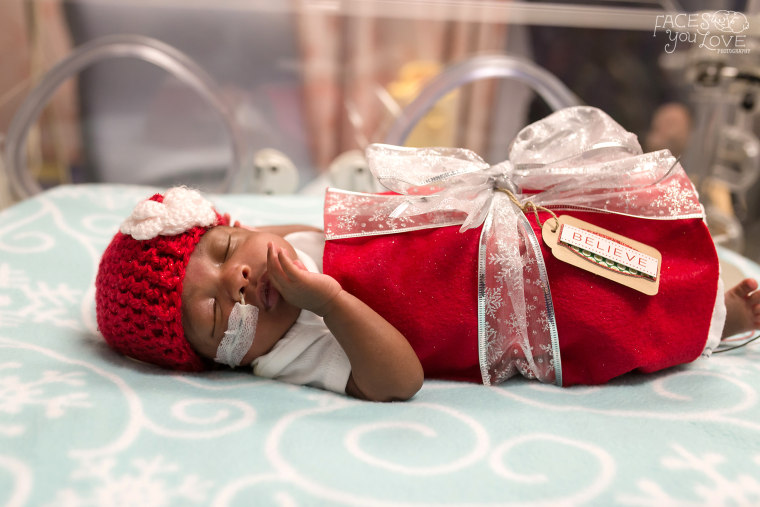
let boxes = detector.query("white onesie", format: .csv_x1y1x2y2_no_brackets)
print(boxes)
250,231,351,393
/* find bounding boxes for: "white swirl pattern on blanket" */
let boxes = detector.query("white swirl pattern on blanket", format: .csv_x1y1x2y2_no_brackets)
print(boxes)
0,185,759,506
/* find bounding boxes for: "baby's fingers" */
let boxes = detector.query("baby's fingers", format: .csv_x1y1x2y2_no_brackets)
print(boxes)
266,243,291,285
267,243,308,290
277,248,308,278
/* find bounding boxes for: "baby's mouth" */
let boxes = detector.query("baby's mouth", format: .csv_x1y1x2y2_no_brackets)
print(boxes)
257,272,279,311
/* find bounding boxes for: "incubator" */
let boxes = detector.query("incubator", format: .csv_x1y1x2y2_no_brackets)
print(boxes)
1,0,760,261
661,6,760,257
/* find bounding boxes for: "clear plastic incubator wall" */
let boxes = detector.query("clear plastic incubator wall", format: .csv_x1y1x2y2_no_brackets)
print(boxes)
2,0,760,262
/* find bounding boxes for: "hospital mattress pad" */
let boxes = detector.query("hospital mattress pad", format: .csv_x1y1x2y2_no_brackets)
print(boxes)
2,184,760,506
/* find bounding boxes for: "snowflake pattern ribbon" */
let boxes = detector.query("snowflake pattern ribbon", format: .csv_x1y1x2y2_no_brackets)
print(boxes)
324,106,705,386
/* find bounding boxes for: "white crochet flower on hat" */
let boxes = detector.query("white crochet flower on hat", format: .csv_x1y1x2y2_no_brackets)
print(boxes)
120,187,217,240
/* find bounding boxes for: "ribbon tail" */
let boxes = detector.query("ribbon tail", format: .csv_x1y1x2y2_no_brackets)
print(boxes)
479,192,560,385
459,190,495,232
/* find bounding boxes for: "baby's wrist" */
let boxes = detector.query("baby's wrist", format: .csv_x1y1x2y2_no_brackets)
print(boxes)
313,288,344,317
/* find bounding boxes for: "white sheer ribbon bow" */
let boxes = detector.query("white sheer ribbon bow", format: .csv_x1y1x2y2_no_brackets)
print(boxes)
325,106,704,386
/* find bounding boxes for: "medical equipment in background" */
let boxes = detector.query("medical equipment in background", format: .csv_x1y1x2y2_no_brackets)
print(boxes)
328,150,378,193
384,54,581,147
670,13,760,254
4,31,580,199
3,35,246,199
304,54,581,194
247,148,300,195
334,54,581,190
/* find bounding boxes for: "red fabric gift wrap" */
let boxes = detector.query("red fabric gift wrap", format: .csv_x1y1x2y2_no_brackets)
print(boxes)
324,209,719,386
322,107,720,387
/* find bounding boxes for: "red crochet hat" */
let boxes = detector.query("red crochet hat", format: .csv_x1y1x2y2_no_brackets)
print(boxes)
95,187,229,371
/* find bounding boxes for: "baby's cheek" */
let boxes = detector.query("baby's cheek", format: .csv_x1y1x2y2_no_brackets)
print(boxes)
182,322,216,360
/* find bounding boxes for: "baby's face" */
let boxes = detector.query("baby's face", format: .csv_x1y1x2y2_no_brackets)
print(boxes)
182,225,301,365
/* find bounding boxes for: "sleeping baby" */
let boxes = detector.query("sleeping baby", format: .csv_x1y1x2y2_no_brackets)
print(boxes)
94,183,760,402
95,107,760,402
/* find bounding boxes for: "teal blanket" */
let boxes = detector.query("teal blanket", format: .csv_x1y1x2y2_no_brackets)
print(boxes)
2,185,759,506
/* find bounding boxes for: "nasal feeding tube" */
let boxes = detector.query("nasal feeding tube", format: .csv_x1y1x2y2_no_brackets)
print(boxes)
215,294,259,367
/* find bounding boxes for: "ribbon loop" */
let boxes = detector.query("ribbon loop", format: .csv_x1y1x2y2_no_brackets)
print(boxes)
367,144,492,195
509,105,642,168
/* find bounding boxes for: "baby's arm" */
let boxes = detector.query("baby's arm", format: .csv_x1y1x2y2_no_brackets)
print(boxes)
266,244,424,402
223,214,321,237
255,224,322,237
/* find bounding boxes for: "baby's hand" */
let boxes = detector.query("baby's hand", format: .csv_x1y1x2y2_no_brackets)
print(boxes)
266,243,342,316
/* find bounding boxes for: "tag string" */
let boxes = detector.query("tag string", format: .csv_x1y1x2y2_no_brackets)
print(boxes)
496,187,560,232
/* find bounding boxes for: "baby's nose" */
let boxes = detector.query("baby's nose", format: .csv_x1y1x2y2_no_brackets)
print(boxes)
222,263,251,295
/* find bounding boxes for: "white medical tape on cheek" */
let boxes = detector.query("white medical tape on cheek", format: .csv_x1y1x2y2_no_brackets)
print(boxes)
214,296,259,367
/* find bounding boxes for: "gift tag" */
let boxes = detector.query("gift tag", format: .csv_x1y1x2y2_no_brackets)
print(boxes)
541,215,661,295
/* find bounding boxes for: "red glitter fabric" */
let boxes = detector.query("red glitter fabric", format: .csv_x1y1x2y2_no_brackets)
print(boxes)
325,226,483,383
324,211,720,386
95,193,227,371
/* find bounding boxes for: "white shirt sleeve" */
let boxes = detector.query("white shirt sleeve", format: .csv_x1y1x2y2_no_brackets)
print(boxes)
250,231,352,394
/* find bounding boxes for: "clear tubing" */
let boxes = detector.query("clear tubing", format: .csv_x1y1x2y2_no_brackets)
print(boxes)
383,54,582,146
4,34,245,198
